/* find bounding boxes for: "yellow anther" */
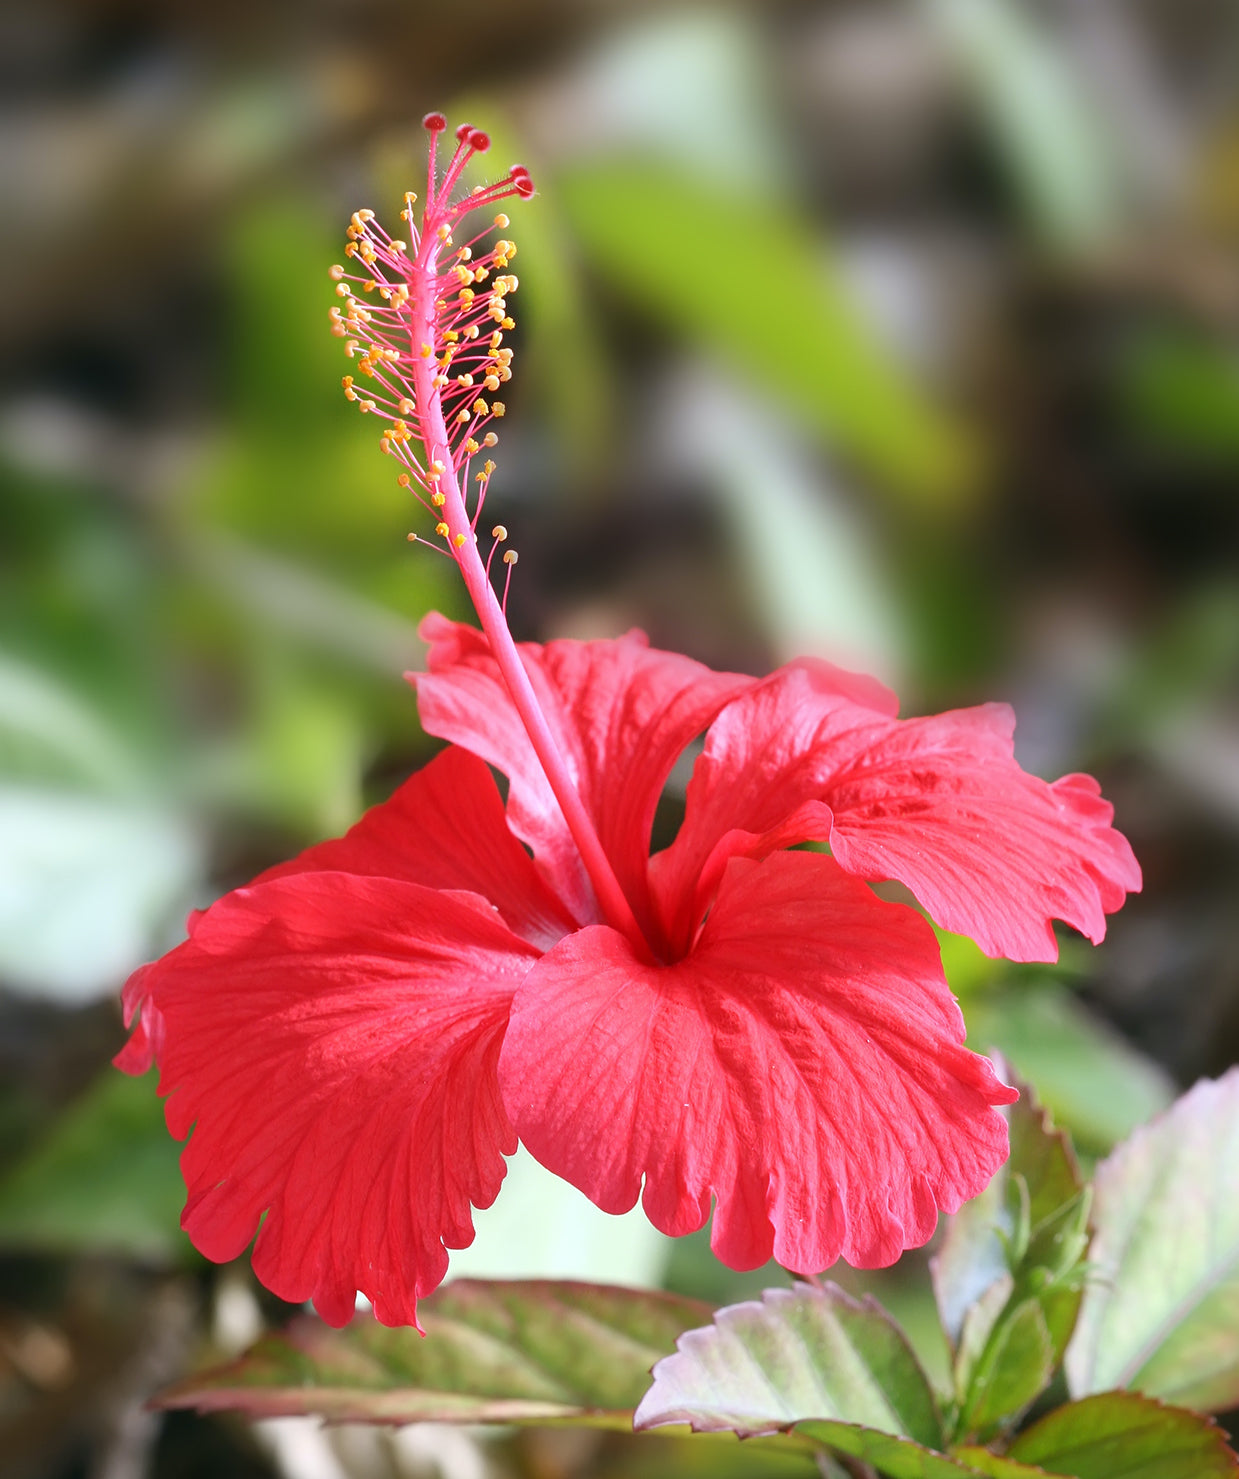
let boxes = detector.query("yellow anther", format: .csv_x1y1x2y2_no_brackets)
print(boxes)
453,532,467,548
345,339,359,356
484,374,500,391
436,225,452,243
492,401,506,417
435,521,450,538
397,472,411,487
493,213,509,228
432,491,446,506
341,374,354,389
498,367,512,382
473,266,489,282
405,191,418,206
389,240,407,252
351,211,367,231
363,280,377,293
458,288,475,306
360,399,376,412
464,325,479,340
503,549,518,565
444,330,460,343
492,524,507,539
398,398,414,415
345,241,358,257
329,264,345,280
407,531,417,541
433,374,448,389
456,373,474,387
490,331,503,349
343,385,357,400
474,399,489,416
465,438,480,454
454,265,473,285
358,209,375,222
483,432,498,448
456,408,471,424
335,282,351,297
501,317,514,330
483,459,496,477
431,460,445,476
420,343,433,358
457,247,473,262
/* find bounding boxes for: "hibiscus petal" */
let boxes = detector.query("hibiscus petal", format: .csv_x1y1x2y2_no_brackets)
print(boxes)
655,665,1140,962
413,614,749,934
257,744,574,950
500,850,1015,1274
117,873,538,1328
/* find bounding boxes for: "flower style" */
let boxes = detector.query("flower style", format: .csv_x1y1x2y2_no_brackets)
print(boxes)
117,118,1141,1331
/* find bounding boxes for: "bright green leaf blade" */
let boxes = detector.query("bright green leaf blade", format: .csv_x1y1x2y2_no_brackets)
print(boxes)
951,1446,1065,1478
793,1422,1013,1478
933,1074,1082,1347
559,162,977,507
0,1069,188,1261
1066,1068,1239,1411
956,1299,1055,1442
634,1283,944,1448
1008,1391,1239,1478
158,1280,709,1425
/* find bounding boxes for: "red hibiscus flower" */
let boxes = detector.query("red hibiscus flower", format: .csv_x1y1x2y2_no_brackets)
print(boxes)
116,119,1140,1330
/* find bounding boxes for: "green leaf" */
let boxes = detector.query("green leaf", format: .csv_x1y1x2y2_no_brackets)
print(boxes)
634,1283,944,1447
928,0,1121,249
0,652,145,793
954,1298,1055,1442
560,162,977,507
1008,1391,1239,1478
965,984,1174,1153
933,1073,1086,1439
792,1423,1013,1478
672,374,905,676
1066,1068,1239,1412
933,1073,1082,1348
948,1449,1056,1478
0,1069,188,1261
0,786,202,1002
1121,331,1239,462
158,1280,709,1425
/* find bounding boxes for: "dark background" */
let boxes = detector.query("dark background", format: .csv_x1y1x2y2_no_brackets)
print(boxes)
1,2,1237,1475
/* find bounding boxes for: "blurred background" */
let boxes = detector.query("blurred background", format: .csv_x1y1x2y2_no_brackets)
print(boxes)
2,0,1237,1475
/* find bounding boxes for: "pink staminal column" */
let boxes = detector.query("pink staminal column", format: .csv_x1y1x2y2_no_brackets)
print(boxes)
331,115,650,957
